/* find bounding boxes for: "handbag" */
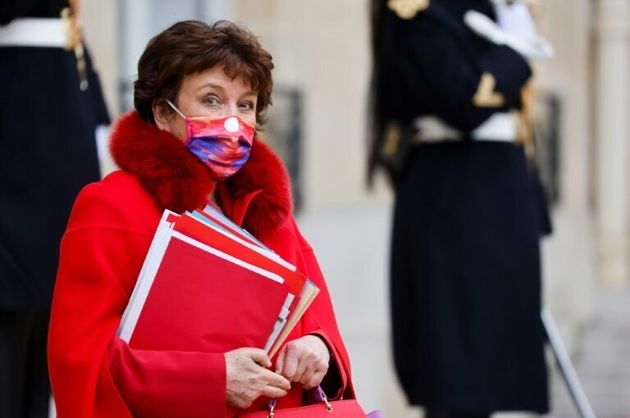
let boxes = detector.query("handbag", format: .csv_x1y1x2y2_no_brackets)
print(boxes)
239,386,383,418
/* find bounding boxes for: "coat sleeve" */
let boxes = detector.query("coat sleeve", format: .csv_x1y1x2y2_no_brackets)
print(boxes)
48,187,227,418
378,6,532,132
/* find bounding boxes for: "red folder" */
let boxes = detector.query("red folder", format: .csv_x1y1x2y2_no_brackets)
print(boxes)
173,213,308,297
129,235,290,352
170,213,320,357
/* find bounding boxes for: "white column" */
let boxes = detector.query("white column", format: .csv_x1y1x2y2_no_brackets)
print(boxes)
119,0,152,112
595,0,630,287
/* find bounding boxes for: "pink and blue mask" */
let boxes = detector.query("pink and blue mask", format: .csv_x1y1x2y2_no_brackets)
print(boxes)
165,99,256,180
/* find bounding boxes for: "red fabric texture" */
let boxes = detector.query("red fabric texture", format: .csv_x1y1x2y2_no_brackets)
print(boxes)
240,398,366,418
48,112,354,418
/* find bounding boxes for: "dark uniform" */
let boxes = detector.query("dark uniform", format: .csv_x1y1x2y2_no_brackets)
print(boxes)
0,1,108,416
369,0,549,415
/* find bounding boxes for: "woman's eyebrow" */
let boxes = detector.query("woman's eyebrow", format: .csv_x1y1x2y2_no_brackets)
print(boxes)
196,82,225,93
196,84,256,99
240,91,257,99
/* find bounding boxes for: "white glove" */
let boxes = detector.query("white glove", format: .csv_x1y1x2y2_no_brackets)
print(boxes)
464,3,554,60
494,0,539,39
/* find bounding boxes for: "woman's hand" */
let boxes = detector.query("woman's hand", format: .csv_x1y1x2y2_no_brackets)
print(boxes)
225,348,291,409
275,335,330,389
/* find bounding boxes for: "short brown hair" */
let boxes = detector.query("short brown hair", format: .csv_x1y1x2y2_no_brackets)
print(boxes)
134,20,274,126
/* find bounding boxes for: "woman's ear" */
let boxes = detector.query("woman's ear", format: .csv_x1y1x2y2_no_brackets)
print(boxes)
152,101,173,132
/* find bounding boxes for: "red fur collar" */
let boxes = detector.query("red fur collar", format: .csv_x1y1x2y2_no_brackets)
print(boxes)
109,111,293,236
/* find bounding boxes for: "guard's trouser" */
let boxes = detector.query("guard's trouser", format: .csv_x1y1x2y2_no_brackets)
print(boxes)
0,309,50,418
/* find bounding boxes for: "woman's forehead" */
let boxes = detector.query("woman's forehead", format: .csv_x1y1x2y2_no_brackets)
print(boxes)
182,66,255,95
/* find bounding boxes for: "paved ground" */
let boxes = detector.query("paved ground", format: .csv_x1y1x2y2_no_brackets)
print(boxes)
547,289,630,418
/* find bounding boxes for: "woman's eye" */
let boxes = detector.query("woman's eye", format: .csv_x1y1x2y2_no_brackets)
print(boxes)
202,95,220,106
239,101,255,111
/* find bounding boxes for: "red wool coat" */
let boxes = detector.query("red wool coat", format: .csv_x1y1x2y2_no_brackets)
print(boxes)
48,112,354,418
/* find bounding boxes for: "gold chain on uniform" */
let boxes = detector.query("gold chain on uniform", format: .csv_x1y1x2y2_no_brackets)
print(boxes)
61,5,88,91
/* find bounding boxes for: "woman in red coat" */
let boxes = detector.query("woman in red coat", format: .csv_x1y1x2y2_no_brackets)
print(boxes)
48,20,354,418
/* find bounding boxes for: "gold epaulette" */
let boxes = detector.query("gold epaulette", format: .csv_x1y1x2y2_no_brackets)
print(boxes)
387,0,430,20
472,72,505,108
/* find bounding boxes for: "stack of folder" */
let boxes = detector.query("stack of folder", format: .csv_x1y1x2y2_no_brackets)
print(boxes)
117,205,319,357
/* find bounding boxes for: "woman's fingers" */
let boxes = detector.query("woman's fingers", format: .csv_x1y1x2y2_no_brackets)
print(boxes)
303,369,327,389
279,345,299,380
225,348,290,409
275,336,330,388
245,348,272,368
293,363,313,386
274,346,286,374
261,385,288,399
261,368,291,390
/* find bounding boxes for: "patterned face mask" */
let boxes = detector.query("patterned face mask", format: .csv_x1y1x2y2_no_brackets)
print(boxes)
165,99,256,180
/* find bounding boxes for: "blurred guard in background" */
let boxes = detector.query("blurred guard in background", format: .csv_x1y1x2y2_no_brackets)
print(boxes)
0,0,109,416
369,0,552,417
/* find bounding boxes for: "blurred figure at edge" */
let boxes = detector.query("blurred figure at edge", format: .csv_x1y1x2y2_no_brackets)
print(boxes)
0,0,109,416
368,0,552,416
